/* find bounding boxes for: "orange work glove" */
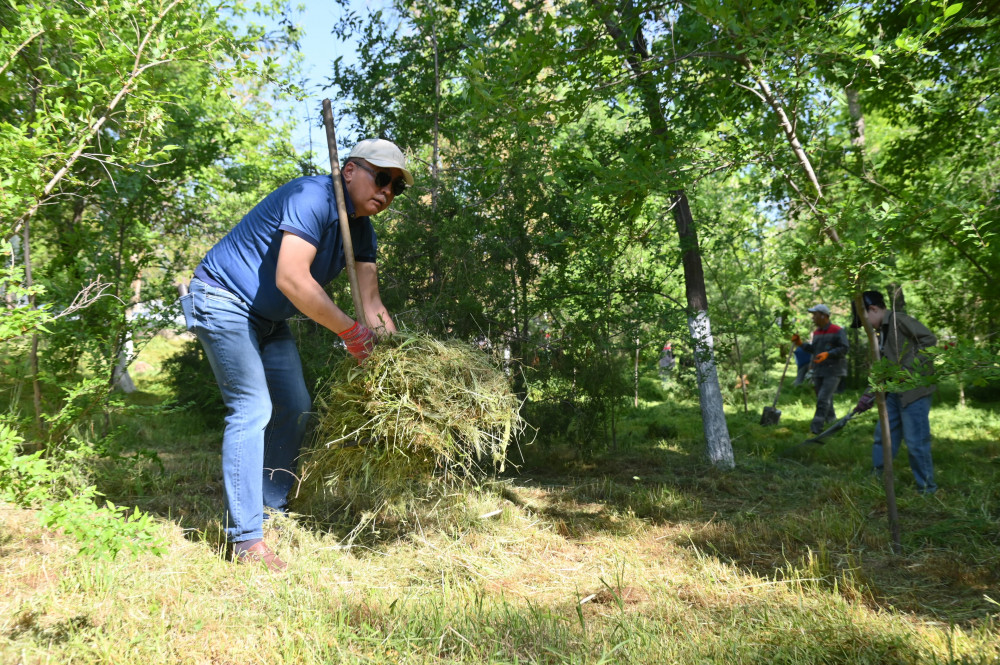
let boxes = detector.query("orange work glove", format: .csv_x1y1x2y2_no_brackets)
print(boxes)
814,351,829,364
337,321,377,364
791,334,802,346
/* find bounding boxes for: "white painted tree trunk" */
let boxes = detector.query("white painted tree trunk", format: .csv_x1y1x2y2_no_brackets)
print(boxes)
689,310,734,468
112,338,137,393
113,272,143,393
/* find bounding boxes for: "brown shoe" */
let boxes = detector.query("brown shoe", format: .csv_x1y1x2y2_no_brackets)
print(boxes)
231,540,288,573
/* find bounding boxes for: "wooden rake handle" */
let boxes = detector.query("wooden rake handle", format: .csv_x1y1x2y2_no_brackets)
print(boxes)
772,347,794,409
321,99,366,327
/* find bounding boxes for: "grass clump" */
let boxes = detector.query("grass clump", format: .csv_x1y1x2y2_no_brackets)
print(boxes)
293,331,525,528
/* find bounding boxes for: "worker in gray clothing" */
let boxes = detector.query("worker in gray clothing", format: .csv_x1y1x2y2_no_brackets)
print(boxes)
792,304,849,435
852,290,938,494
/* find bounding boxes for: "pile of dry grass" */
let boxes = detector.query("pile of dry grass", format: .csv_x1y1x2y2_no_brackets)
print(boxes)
292,331,525,530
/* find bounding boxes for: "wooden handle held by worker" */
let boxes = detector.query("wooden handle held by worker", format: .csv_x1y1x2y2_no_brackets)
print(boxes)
321,99,366,327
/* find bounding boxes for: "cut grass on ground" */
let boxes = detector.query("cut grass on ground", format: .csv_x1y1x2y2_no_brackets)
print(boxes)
2,340,999,664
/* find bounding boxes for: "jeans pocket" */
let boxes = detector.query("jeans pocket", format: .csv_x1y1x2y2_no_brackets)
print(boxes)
179,293,194,330
204,284,243,305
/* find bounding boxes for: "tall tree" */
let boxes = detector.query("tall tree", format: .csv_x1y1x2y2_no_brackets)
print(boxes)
1,0,303,441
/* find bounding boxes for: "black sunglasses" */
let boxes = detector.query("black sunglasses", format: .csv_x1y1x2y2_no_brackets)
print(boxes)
352,160,407,196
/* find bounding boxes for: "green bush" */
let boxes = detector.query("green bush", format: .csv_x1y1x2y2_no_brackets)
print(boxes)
967,378,1000,403
0,420,55,506
161,338,225,422
638,375,668,402
39,488,167,560
1,417,165,559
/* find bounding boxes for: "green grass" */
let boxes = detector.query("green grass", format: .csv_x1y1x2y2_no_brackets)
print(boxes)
2,341,1000,664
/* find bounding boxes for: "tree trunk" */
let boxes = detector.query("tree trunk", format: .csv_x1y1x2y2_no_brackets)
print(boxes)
595,1,734,467
24,219,43,432
112,353,137,393
22,55,43,433
634,337,639,408
673,192,734,468
846,85,867,175
112,271,143,393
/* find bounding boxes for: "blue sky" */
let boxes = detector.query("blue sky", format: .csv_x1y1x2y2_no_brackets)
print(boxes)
275,0,380,163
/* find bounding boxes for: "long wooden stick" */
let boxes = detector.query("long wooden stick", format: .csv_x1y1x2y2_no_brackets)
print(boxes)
321,99,366,326
853,293,901,553
771,348,794,409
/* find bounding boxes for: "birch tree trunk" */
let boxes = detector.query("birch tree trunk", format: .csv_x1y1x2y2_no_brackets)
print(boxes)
634,337,640,408
673,192,734,468
595,0,734,467
112,271,143,393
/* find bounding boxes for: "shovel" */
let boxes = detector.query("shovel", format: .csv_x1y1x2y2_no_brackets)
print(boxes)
760,348,794,426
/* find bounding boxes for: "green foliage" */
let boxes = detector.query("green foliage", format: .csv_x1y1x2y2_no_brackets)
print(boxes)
38,488,167,560
0,240,52,344
0,419,54,506
1,415,166,559
866,340,1000,395
637,375,668,402
160,338,225,423
2,0,304,396
326,0,694,449
0,0,305,561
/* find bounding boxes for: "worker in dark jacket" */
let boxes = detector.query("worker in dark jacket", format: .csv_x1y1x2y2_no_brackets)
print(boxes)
852,290,938,494
792,304,849,435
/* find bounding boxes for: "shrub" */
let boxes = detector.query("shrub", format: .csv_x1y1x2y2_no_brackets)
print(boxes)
161,337,225,421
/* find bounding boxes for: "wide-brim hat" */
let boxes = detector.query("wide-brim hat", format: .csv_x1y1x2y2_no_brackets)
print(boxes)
347,138,414,185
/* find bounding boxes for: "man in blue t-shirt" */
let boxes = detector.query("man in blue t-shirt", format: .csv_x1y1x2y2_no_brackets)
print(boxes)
180,139,413,572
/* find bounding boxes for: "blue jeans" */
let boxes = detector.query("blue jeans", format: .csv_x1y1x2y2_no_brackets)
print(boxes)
181,278,311,542
872,394,936,494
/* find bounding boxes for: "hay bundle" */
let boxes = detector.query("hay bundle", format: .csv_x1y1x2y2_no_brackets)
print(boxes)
294,331,524,523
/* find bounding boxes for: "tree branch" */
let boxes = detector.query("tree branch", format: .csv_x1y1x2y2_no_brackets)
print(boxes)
9,0,184,238
0,28,44,78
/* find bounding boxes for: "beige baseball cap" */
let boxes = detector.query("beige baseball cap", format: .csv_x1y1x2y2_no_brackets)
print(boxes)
807,304,831,315
347,138,414,185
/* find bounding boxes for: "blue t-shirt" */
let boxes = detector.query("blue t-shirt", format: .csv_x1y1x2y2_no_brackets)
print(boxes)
196,175,377,321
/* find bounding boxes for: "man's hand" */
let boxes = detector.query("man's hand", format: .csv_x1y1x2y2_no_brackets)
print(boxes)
813,351,829,363
854,393,875,414
338,321,377,363
791,334,802,346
